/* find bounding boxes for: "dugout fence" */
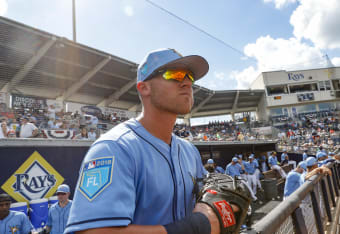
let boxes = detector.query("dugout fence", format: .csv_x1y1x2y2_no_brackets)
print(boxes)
244,162,340,234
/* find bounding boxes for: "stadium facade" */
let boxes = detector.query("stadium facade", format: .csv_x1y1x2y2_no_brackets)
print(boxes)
251,67,340,123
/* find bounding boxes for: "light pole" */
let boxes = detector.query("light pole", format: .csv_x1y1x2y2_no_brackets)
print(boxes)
72,0,77,42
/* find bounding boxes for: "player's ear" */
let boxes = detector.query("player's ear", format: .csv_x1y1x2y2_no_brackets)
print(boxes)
137,81,151,97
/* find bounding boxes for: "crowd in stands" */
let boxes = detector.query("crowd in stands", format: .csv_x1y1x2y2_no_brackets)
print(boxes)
173,121,266,142
0,104,129,140
2,103,340,154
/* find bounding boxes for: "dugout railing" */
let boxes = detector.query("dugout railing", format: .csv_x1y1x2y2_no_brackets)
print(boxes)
244,162,340,234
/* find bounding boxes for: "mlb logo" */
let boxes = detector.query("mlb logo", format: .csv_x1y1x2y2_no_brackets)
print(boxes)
88,161,96,169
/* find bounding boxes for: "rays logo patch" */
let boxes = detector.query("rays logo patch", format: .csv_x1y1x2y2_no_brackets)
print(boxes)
79,156,114,201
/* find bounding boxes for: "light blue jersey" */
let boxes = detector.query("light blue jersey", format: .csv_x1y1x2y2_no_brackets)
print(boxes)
0,211,33,234
302,152,308,161
225,163,242,177
284,171,304,197
65,119,204,233
244,161,256,174
281,153,288,161
215,166,225,174
47,201,72,234
268,156,278,167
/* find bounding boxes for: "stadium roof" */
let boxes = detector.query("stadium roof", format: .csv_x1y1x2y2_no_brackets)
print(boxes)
0,16,264,118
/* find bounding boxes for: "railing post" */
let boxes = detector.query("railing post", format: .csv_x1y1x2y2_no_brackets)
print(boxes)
320,179,332,222
331,167,339,197
292,207,308,234
310,190,324,234
326,175,336,207
333,165,340,189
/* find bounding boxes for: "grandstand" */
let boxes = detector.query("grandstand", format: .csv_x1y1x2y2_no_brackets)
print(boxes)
0,16,264,124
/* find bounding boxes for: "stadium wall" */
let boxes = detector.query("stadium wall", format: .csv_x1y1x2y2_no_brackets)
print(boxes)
0,139,277,202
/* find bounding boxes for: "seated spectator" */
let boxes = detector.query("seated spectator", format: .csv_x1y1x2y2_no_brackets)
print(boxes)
74,127,88,140
7,129,16,138
88,128,97,140
0,121,9,138
47,118,55,129
19,117,38,138
9,119,19,133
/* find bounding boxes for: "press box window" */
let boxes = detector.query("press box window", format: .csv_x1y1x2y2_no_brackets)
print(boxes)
289,83,317,93
267,85,288,96
319,81,331,91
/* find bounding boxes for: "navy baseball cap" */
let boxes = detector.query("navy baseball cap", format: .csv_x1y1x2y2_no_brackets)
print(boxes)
137,48,209,83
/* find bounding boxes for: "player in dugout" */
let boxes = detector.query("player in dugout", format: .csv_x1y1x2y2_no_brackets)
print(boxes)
0,193,36,234
65,48,251,234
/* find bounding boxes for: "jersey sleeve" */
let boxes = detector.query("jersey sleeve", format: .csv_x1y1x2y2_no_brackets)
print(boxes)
21,214,34,234
46,206,52,227
65,140,137,233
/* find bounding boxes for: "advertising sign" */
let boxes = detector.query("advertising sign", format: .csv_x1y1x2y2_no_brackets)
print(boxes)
1,151,64,202
12,94,47,109
297,93,314,102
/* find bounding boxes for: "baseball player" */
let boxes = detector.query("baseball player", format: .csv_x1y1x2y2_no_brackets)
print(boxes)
268,152,287,178
65,48,241,234
206,159,225,174
302,149,308,161
0,193,35,234
244,155,263,195
280,149,296,169
283,161,307,199
45,184,73,234
226,157,258,201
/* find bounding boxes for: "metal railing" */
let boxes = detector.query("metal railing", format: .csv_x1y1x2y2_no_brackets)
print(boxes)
244,162,340,234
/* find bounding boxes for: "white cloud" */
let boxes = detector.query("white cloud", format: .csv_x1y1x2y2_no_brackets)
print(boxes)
230,35,324,89
230,66,259,89
124,5,134,17
263,0,297,9
332,57,340,66
290,0,340,49
0,0,8,16
214,71,226,80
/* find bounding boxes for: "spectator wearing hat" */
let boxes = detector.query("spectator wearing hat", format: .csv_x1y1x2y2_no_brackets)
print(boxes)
45,184,73,234
268,152,287,178
283,161,307,199
0,193,35,233
19,117,38,138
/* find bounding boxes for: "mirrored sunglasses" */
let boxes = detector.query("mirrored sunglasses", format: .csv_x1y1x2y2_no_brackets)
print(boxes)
161,70,195,83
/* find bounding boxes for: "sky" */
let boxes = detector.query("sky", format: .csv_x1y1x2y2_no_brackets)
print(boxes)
0,0,340,124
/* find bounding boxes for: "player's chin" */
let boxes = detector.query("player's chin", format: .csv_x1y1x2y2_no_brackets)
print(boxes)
176,104,193,115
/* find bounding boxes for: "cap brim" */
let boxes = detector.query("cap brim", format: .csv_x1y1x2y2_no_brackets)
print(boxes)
158,55,209,81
